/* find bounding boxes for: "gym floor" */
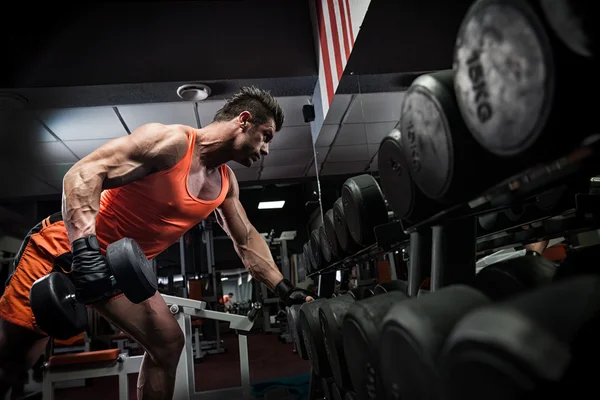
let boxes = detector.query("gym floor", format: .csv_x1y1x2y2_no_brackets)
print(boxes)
53,330,310,399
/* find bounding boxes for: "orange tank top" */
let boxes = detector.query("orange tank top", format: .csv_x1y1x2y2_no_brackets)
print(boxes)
95,130,229,259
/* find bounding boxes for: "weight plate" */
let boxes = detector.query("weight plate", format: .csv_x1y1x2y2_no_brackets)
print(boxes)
378,128,415,219
454,0,553,156
30,272,87,340
478,212,498,230
540,0,593,58
380,285,490,400
107,238,158,304
342,174,388,246
287,304,308,360
319,294,356,390
319,224,333,263
343,292,409,400
299,299,331,377
400,72,454,200
333,197,359,253
504,204,525,221
373,279,408,295
324,208,345,260
303,242,313,274
310,229,325,270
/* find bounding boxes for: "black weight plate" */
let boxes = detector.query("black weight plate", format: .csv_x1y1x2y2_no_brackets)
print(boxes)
539,0,594,58
319,224,333,264
379,285,490,400
302,242,313,274
342,174,388,246
378,127,442,223
107,238,158,304
331,383,344,400
324,208,345,260
310,229,325,271
454,0,553,157
321,378,333,400
299,298,332,377
400,71,456,201
348,286,374,300
373,279,408,295
287,304,308,360
478,212,498,230
30,272,88,340
471,253,557,301
319,294,356,390
378,127,416,220
441,275,600,400
333,197,360,254
343,291,409,400
344,391,358,400
504,204,526,221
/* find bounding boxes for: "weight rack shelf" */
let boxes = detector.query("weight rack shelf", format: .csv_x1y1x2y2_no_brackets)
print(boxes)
307,239,407,278
402,134,600,233
307,193,600,278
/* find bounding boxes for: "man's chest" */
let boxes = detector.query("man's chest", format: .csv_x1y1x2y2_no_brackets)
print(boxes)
187,166,223,201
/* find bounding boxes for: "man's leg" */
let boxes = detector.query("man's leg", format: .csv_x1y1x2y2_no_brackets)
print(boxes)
93,292,185,400
0,318,49,397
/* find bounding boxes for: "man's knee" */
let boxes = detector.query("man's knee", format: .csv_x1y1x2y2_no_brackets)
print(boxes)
147,325,185,369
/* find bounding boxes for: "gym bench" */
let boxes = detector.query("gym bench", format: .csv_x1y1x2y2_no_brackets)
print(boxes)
163,294,258,400
41,294,258,400
42,349,142,400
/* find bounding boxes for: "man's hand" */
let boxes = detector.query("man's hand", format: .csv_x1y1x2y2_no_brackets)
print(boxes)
275,279,315,307
71,235,116,304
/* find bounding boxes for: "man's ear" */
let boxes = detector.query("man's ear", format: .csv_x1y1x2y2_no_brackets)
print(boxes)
238,111,252,131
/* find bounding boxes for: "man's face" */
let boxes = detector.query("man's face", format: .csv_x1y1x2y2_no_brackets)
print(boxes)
235,112,276,167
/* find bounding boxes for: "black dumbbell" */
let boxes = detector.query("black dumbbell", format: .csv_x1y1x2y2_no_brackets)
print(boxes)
30,237,158,340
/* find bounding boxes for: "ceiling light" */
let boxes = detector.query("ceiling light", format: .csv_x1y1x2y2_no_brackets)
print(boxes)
258,201,285,209
221,277,228,281
177,83,211,102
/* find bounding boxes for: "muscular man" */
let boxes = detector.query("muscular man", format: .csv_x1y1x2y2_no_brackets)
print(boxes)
0,87,314,399
220,292,234,311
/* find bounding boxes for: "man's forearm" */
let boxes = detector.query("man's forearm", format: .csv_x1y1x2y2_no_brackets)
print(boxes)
236,228,284,290
62,166,104,242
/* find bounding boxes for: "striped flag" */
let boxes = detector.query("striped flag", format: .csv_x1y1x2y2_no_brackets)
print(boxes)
310,0,371,138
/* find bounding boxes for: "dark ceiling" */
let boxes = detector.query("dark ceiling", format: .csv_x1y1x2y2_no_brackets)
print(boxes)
3,1,317,89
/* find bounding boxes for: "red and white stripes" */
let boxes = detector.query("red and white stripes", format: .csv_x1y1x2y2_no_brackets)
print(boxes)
312,0,371,118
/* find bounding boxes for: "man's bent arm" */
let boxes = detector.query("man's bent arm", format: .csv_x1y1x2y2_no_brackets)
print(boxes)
215,168,284,290
62,123,189,242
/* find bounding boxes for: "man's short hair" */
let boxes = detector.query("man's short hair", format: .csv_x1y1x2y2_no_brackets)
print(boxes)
228,292,234,297
213,86,284,131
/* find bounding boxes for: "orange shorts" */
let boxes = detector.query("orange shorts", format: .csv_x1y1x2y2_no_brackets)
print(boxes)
0,213,122,336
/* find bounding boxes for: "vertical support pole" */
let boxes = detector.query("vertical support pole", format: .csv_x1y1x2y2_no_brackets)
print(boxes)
179,237,188,298
317,271,336,298
408,229,432,297
388,252,398,280
205,222,222,352
238,333,251,398
173,311,193,399
280,239,291,281
430,217,477,291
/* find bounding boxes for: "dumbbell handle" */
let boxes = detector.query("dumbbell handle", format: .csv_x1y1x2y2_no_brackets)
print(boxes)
64,275,119,305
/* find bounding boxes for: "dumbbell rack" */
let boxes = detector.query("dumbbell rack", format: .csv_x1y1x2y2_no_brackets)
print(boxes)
310,134,600,298
162,295,260,400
